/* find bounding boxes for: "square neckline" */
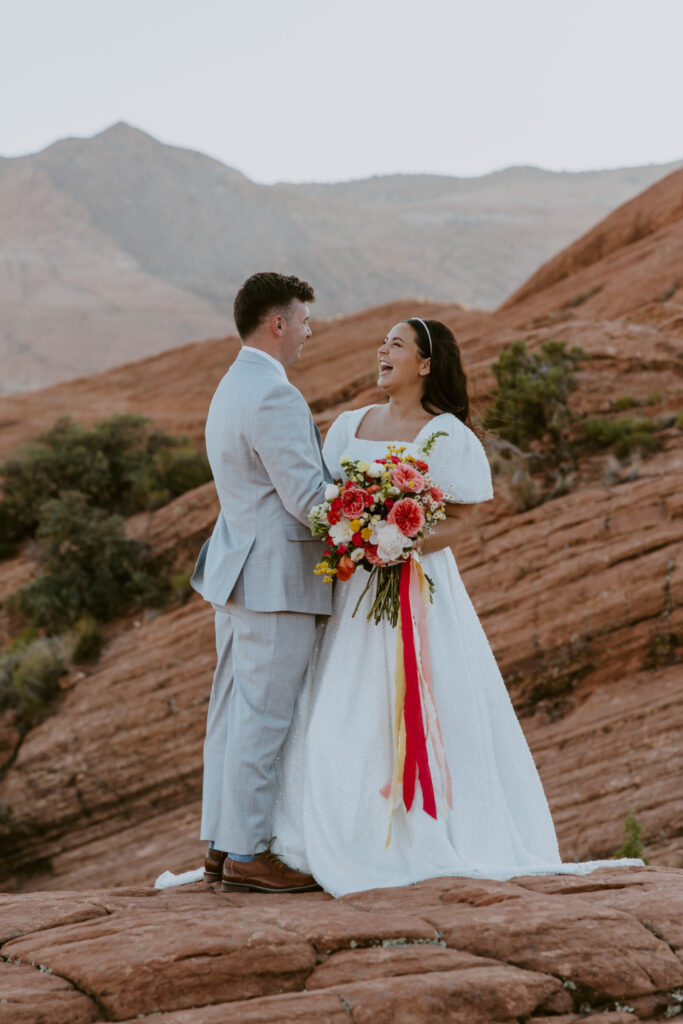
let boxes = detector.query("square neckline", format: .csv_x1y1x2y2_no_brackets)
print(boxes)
352,404,445,446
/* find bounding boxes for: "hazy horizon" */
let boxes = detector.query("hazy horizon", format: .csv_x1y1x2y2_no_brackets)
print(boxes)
2,0,682,184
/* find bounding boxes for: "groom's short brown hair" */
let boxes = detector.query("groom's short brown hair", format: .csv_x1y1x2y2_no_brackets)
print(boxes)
234,272,315,339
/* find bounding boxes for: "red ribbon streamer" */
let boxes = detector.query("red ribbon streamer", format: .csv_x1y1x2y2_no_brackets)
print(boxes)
399,559,437,818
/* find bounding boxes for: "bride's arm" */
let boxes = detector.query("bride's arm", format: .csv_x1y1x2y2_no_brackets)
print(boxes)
419,502,472,555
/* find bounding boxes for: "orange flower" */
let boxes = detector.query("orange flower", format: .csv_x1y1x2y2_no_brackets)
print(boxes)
336,555,356,581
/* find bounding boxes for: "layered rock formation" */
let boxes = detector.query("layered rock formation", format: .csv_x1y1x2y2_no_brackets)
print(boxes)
1,867,683,1022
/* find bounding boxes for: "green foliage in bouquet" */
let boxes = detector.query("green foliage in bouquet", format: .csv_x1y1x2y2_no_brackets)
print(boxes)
483,340,585,462
13,491,168,633
0,414,211,556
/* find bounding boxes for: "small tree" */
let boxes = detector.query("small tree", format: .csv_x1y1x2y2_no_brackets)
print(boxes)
15,491,168,632
483,340,585,463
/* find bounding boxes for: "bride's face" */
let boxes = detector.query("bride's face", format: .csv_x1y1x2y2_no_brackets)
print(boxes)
377,322,430,395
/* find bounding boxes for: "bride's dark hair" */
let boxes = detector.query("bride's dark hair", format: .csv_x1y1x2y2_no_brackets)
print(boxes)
406,318,471,426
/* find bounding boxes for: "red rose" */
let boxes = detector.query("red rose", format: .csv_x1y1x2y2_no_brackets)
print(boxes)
341,487,368,519
415,459,429,473
328,507,341,525
387,497,425,537
385,498,395,509
331,497,342,511
323,548,331,556
429,485,445,504
352,532,363,545
338,544,348,555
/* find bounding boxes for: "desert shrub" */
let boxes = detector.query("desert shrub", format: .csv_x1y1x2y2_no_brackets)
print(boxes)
14,491,168,632
580,415,661,460
157,448,212,499
613,811,648,863
613,395,639,411
0,635,65,729
0,414,212,552
647,390,662,405
483,340,585,463
170,571,194,605
68,615,104,664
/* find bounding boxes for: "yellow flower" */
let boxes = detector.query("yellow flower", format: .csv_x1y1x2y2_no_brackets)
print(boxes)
361,527,373,541
349,519,361,531
357,461,370,472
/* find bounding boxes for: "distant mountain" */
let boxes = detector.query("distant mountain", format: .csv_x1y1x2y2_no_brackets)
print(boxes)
0,122,679,392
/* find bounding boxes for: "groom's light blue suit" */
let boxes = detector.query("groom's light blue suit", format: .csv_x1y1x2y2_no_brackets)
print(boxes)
191,347,331,854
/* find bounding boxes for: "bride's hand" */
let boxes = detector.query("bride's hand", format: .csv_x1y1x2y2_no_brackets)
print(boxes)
420,503,472,555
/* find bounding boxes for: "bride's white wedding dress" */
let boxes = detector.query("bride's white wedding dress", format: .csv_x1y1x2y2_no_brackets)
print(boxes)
271,405,643,897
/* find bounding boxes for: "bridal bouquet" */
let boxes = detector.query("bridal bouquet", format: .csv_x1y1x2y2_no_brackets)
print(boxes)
309,431,448,627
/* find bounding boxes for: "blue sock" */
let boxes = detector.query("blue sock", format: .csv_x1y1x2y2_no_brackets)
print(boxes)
228,852,254,862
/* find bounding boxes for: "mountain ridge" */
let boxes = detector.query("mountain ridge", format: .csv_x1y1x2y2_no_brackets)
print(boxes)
1,121,680,392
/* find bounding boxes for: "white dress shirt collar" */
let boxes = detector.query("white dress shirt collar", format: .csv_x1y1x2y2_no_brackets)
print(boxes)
240,345,288,380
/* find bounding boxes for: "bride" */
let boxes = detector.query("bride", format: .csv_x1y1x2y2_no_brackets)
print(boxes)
270,316,642,897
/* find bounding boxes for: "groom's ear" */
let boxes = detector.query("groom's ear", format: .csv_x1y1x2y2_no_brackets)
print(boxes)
269,312,285,337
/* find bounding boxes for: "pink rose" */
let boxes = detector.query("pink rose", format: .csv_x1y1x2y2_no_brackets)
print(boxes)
387,497,425,537
364,543,384,565
390,463,425,494
429,485,445,504
341,486,369,519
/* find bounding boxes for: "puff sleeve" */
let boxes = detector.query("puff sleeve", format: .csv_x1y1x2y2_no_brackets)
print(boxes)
322,410,352,478
423,414,493,503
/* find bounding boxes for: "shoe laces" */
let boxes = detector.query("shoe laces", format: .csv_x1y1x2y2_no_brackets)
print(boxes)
261,837,287,875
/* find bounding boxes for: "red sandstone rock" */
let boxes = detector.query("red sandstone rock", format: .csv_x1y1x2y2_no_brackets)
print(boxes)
0,960,100,1024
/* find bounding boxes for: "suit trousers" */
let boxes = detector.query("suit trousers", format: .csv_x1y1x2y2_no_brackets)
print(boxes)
200,575,317,854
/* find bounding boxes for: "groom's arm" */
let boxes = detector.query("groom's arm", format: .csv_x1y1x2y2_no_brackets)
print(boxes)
253,383,327,527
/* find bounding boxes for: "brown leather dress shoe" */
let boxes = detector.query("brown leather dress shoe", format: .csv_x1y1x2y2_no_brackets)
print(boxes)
203,845,227,882
221,840,321,894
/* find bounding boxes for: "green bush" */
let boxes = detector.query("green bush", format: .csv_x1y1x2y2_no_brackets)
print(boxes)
647,390,662,406
0,636,65,729
614,395,639,411
581,415,661,460
483,340,585,462
14,491,168,633
613,811,648,863
0,414,212,552
68,615,104,664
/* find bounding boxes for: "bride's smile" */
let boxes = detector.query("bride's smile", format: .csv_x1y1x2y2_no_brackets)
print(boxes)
377,323,430,394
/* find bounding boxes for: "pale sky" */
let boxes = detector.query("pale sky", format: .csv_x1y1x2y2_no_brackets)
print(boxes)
1,0,682,183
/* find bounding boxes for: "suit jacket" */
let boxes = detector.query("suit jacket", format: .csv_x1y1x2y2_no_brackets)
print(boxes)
190,348,332,614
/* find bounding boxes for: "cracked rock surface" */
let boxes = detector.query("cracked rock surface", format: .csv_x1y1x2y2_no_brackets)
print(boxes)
1,866,683,1022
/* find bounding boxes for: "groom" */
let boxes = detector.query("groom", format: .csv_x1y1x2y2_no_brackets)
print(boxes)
191,272,331,893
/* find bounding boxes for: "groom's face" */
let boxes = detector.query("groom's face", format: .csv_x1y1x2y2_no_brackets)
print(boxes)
280,299,312,366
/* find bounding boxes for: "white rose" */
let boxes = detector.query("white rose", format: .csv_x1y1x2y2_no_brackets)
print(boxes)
366,462,384,478
324,484,340,501
370,521,406,562
329,519,353,545
351,548,364,562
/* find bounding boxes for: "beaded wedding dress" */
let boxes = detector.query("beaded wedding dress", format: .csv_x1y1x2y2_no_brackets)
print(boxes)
271,405,643,897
